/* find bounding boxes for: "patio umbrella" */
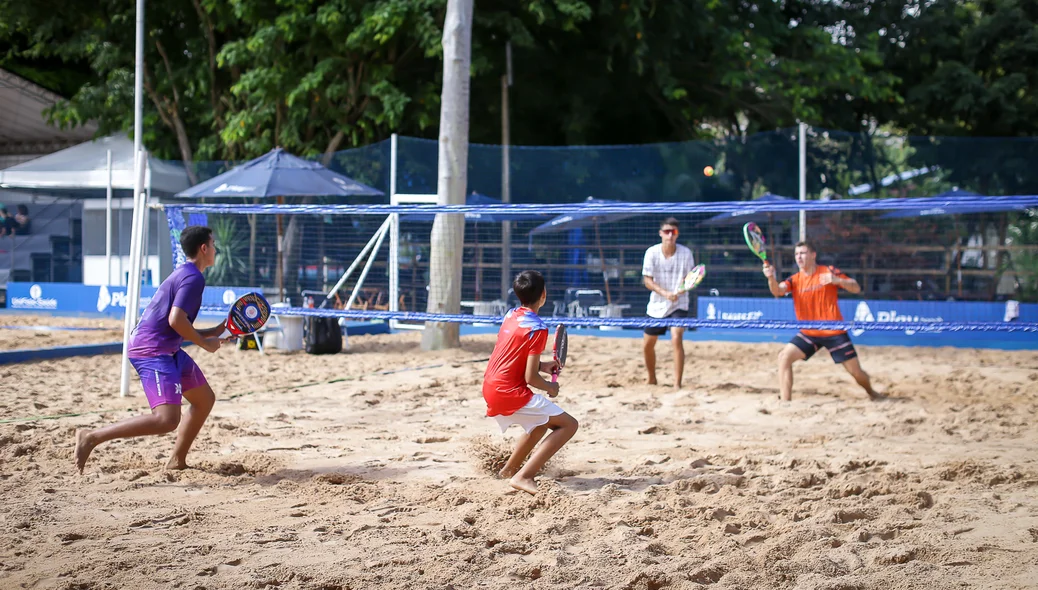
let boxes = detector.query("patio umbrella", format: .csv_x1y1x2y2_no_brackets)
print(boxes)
528,197,645,304
176,148,383,300
401,192,545,300
698,193,796,264
698,193,798,225
878,189,1034,299
879,189,1031,218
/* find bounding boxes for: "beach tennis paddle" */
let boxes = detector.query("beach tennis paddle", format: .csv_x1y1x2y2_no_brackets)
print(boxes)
551,324,568,383
676,264,706,294
219,292,271,339
743,222,769,266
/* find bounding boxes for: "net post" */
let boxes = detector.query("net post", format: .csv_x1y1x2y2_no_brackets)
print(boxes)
798,122,807,241
120,148,147,398
389,134,399,329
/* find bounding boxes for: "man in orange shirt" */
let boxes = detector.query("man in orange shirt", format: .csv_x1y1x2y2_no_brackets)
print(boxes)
763,241,881,401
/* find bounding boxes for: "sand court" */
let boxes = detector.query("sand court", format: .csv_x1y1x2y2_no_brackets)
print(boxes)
1,318,1037,588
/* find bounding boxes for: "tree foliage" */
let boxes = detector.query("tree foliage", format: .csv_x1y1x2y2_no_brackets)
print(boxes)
2,0,1038,196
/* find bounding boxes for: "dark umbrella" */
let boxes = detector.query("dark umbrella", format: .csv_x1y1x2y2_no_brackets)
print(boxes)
879,189,1030,218
402,192,543,300
176,148,383,300
699,193,796,264
528,197,644,304
698,193,798,225
879,189,1034,299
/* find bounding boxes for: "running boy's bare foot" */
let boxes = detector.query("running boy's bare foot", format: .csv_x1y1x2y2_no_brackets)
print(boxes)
165,457,190,471
498,466,518,479
75,429,96,474
867,389,887,401
647,377,658,385
509,475,538,495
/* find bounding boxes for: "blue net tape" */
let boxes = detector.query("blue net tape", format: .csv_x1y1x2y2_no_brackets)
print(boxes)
202,305,1038,333
173,195,1038,216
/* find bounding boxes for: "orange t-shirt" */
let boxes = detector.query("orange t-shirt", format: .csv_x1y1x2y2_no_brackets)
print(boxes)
780,266,849,337
482,307,548,416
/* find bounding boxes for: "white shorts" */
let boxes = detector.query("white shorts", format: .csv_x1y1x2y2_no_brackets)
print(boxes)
492,394,565,434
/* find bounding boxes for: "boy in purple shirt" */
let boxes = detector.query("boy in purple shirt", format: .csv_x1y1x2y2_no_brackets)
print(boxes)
76,226,226,473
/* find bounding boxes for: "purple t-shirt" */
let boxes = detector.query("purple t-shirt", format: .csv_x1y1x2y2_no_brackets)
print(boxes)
128,263,206,358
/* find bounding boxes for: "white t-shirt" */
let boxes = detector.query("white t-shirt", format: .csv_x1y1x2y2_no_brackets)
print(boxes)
642,243,695,318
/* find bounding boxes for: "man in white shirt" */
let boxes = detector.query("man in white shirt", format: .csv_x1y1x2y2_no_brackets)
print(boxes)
642,217,695,389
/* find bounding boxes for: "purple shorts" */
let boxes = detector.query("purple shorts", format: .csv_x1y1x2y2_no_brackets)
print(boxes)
130,350,208,409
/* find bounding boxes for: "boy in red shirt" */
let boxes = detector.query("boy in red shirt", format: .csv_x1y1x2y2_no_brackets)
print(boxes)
483,270,579,495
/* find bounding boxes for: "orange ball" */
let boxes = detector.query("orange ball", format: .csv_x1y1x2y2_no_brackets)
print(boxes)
703,166,715,177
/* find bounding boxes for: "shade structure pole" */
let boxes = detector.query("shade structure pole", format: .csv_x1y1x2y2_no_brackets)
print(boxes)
276,196,284,302
798,122,807,241
106,149,113,285
594,219,611,305
389,133,399,322
344,220,390,311
500,41,512,301
327,216,392,306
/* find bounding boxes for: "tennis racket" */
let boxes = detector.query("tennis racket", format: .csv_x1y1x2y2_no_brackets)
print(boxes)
743,222,769,266
219,292,271,339
676,264,706,294
551,324,568,383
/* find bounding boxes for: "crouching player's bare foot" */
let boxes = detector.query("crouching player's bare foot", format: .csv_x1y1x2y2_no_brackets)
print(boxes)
165,456,190,471
501,412,579,496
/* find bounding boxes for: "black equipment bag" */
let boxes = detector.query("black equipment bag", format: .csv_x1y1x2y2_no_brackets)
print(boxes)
303,316,342,354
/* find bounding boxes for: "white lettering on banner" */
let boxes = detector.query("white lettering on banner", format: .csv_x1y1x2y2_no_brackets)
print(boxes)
97,285,112,312
99,289,153,313
721,311,765,321
11,284,58,309
705,303,765,322
853,301,943,336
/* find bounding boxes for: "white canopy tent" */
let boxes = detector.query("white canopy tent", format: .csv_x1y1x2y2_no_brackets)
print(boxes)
0,133,190,285
0,133,189,193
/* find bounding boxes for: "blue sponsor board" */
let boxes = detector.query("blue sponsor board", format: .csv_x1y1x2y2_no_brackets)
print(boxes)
697,297,1038,349
7,282,261,318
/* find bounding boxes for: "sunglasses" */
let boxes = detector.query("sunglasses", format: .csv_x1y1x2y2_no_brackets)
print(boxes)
660,229,679,236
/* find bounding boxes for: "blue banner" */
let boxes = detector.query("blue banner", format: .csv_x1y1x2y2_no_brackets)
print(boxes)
697,297,1037,332
165,206,188,270
7,282,262,318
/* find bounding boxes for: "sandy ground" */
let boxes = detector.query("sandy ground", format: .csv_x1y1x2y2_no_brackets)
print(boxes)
1,322,1038,589
0,315,124,350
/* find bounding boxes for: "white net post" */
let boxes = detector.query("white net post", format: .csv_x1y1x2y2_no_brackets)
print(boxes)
119,149,147,398
389,134,399,329
389,134,441,330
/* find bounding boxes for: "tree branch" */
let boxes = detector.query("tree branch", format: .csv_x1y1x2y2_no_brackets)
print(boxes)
144,67,198,184
322,129,345,166
153,39,182,109
190,0,221,122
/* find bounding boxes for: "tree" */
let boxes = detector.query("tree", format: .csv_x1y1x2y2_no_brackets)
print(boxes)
422,0,472,351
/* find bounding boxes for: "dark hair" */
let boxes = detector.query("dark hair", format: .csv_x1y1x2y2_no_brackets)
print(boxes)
180,226,213,258
512,270,546,306
660,217,680,229
16,205,28,215
795,240,816,253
